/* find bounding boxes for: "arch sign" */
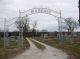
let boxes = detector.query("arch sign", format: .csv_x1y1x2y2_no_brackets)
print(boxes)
20,8,62,34
20,8,61,18
18,8,63,48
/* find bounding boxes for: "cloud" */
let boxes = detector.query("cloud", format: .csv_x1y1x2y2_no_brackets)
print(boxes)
0,0,79,31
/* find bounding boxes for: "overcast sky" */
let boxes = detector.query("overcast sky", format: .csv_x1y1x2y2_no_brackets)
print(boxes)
0,0,79,32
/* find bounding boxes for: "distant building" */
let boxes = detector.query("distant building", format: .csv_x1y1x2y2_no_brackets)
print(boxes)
41,32,48,39
41,33,48,39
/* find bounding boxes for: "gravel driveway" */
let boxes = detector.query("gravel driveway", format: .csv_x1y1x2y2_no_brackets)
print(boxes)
11,38,68,59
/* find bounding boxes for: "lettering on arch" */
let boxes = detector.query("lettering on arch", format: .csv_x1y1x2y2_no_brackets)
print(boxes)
25,8,60,18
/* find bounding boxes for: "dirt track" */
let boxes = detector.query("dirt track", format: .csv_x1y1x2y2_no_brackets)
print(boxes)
11,38,68,59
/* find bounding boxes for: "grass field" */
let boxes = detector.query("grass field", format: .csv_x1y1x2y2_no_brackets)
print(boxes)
0,37,30,59
34,37,80,59
0,38,4,48
0,36,80,59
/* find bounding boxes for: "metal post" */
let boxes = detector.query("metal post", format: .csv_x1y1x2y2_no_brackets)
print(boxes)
18,10,21,48
18,10,23,48
4,18,6,48
58,10,62,40
21,22,23,48
4,18,9,48
6,25,9,47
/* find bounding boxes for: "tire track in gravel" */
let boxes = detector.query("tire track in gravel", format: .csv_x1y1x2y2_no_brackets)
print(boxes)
11,38,68,59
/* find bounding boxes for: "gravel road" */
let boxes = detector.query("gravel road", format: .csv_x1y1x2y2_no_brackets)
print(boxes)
11,38,68,59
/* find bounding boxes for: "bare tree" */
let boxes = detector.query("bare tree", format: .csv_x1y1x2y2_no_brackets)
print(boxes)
15,16,30,36
63,18,78,34
31,20,38,37
32,20,38,30
62,17,78,42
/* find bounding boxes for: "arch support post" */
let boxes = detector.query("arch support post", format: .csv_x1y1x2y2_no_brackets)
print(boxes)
58,10,62,40
4,18,9,48
18,10,24,48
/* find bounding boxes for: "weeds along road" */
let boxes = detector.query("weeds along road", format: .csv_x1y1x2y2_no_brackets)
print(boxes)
11,38,68,59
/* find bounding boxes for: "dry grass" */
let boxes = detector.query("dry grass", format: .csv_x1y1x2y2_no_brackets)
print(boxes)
34,37,80,59
0,38,30,59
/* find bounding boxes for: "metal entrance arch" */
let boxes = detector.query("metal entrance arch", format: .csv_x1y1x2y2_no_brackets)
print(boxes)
18,8,63,48
4,8,63,48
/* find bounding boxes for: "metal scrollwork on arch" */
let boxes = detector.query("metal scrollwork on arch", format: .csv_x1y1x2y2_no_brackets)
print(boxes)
20,8,60,18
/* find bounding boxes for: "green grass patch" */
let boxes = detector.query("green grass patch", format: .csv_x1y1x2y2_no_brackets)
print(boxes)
31,39,46,50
